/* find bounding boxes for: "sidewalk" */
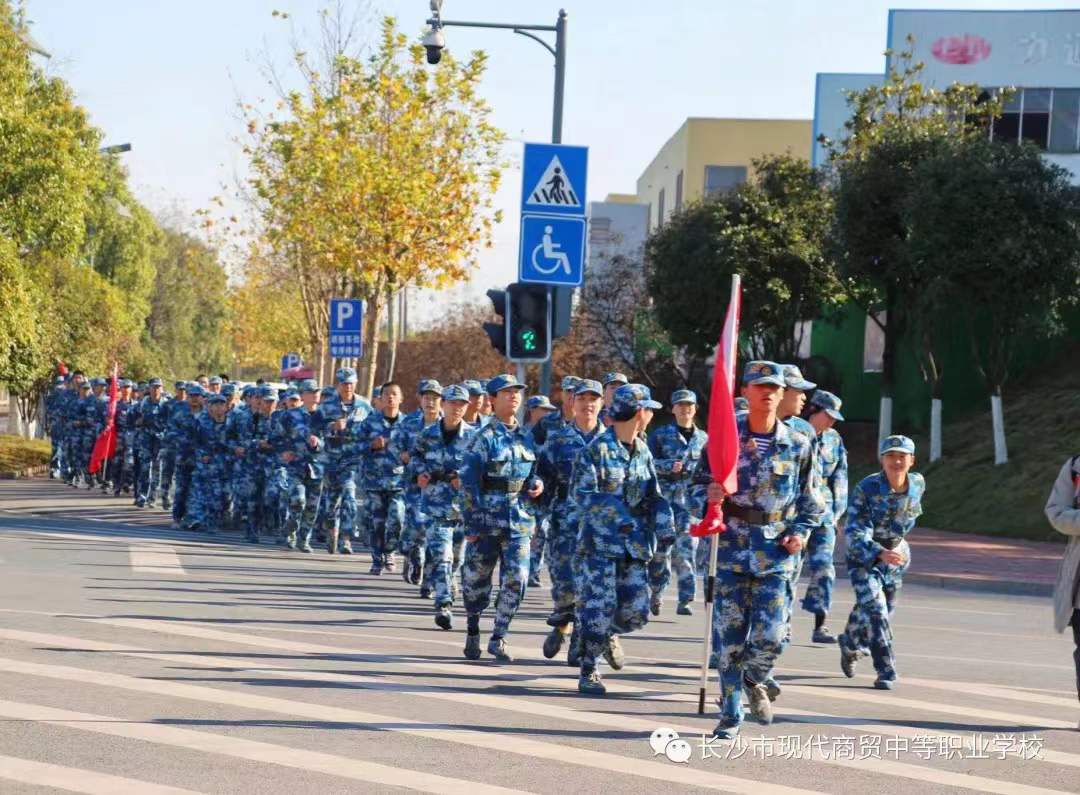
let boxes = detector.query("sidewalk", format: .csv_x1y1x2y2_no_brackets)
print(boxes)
833,527,1063,597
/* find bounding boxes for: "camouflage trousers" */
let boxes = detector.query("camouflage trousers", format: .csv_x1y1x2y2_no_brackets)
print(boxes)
398,489,427,571
172,461,193,525
426,520,465,608
529,515,549,581
285,471,323,547
577,552,650,673
159,444,176,504
235,464,266,539
461,529,531,639
647,532,699,605
840,562,904,681
265,466,289,539
545,519,578,628
187,462,228,532
135,436,164,505
711,571,789,727
365,490,405,567
321,465,358,549
799,524,837,617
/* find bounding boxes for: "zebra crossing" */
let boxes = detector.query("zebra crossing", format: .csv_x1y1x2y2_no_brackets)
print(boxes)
0,482,1077,793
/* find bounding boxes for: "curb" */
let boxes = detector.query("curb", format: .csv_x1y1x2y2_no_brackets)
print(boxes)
826,569,1053,598
0,465,48,480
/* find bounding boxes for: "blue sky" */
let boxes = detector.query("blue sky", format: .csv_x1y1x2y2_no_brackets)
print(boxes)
26,0,1080,321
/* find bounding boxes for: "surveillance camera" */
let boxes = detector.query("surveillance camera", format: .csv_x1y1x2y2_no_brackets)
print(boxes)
422,27,445,65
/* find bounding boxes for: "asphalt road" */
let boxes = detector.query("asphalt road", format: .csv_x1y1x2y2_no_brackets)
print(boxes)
0,478,1077,794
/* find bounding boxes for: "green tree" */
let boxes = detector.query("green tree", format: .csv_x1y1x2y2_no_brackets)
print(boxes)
825,43,1000,442
647,154,841,362
904,137,1080,464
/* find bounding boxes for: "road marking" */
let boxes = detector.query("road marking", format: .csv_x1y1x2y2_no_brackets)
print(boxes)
0,650,819,795
129,544,186,575
0,699,528,795
0,626,1071,795
0,752,204,795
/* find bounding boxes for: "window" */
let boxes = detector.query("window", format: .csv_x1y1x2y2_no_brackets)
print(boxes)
657,188,665,226
989,87,1053,150
1050,89,1080,153
704,165,747,196
675,170,683,212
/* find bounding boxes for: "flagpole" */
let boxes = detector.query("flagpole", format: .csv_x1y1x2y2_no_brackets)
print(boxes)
696,274,740,716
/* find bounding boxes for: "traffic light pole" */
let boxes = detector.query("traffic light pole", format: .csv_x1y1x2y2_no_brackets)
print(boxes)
430,8,568,397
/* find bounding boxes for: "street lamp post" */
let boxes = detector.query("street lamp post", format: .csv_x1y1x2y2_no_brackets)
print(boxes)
425,4,569,395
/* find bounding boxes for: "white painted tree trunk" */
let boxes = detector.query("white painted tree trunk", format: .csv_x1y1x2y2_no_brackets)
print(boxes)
991,394,1008,465
930,398,943,462
878,396,893,450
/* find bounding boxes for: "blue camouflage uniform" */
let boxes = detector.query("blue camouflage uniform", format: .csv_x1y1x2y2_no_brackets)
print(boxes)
647,388,708,613
800,390,848,623
598,372,628,428
839,436,924,686
571,384,674,692
701,362,824,736
71,384,99,487
57,382,82,483
319,370,373,553
187,395,231,533
110,384,137,496
459,374,541,660
274,382,325,551
158,381,188,509
134,380,170,506
409,384,477,625
537,381,603,635
167,388,202,527
348,404,406,571
392,380,442,584
45,379,66,478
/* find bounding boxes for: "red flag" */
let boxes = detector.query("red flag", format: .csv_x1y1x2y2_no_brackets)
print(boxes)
57,360,68,377
690,276,741,537
88,364,120,474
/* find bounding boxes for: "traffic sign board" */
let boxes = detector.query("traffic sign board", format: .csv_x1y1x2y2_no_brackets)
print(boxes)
280,352,301,377
518,214,586,286
329,299,363,358
520,143,588,217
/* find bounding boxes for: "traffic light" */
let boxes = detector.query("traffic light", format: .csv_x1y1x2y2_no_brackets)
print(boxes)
507,282,551,362
482,288,507,356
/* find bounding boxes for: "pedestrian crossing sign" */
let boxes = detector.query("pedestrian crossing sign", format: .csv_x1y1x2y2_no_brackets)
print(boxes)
520,143,588,218
526,155,581,209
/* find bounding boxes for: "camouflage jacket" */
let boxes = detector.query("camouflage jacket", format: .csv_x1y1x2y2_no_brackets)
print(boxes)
844,471,925,569
460,418,541,537
648,422,708,530
348,412,406,492
409,420,477,523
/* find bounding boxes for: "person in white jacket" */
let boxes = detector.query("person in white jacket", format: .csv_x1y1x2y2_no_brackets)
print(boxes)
1045,454,1080,724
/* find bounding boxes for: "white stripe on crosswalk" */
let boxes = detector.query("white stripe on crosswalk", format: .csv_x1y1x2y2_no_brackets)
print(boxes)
0,623,1072,795
0,650,818,795
129,544,186,575
0,699,528,795
0,752,204,794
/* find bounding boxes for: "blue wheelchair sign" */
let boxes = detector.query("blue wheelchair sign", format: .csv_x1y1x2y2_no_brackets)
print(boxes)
518,214,586,287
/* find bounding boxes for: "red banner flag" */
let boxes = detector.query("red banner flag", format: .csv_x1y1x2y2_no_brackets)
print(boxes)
57,360,68,377
690,276,741,537
88,364,120,474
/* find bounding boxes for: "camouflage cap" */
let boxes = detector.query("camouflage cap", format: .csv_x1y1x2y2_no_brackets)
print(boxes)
258,385,277,401
602,371,629,387
240,385,256,398
320,386,337,399
282,387,300,400
742,361,785,387
671,389,697,405
880,435,915,456
486,373,525,395
781,364,816,392
221,383,237,397
560,375,581,392
147,377,163,387
207,393,228,405
441,384,470,403
78,381,91,390
298,379,319,394
611,383,662,418
174,380,187,390
335,367,358,384
208,375,223,385
418,378,443,396
90,377,106,387
187,385,205,398
809,389,844,421
526,394,556,410
463,379,484,397
574,379,603,397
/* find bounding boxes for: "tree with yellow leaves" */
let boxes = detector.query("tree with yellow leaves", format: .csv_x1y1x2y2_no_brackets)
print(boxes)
242,13,504,393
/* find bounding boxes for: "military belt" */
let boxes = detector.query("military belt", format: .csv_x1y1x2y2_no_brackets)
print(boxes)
481,476,525,494
877,536,902,550
659,472,688,482
722,500,796,525
425,471,458,484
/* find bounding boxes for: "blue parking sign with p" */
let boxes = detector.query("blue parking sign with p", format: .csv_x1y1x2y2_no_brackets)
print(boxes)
329,299,363,358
